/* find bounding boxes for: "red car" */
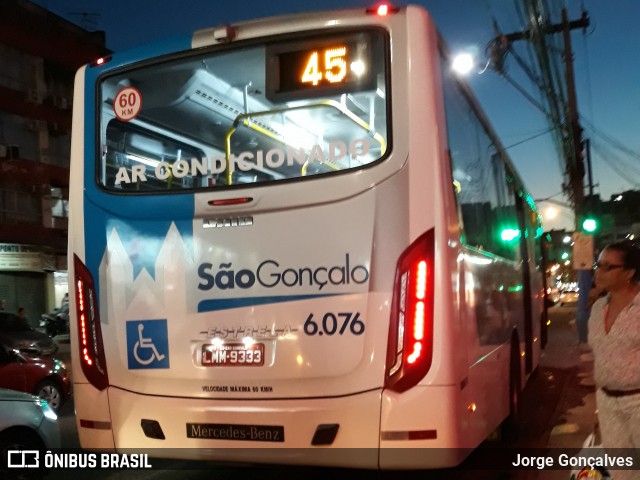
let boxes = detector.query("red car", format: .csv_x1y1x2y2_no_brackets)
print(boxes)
0,343,70,411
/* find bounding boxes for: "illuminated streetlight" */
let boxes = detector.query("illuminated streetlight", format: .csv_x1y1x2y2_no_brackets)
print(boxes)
544,206,558,219
536,199,575,231
452,53,475,75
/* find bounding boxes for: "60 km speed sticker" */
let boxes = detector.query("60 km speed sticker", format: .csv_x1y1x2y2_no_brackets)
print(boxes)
114,86,142,121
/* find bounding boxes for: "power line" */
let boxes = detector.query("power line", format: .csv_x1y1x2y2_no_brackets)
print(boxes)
582,116,640,162
589,140,640,188
489,2,589,214
591,139,640,178
503,126,556,150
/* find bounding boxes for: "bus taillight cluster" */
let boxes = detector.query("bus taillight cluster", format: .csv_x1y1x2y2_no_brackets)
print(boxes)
385,230,435,393
77,278,91,366
74,255,109,390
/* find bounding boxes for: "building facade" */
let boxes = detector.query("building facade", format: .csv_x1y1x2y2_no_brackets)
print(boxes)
543,189,640,294
0,0,109,324
597,190,640,246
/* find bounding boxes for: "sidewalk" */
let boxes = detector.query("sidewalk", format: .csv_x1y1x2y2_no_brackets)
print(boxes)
540,305,597,479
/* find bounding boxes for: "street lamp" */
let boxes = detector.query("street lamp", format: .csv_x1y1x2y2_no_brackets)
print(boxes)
451,50,491,76
452,53,476,75
535,198,575,231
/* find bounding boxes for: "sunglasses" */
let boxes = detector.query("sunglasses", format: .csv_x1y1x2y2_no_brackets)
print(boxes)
594,262,625,272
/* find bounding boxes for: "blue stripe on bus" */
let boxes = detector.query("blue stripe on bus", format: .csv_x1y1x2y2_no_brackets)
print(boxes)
83,197,195,280
81,34,195,285
198,294,341,312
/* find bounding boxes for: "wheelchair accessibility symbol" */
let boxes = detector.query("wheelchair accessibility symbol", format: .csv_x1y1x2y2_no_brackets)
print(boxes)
126,320,170,369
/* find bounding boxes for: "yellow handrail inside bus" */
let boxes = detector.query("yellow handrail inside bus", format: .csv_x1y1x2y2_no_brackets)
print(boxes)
224,100,386,185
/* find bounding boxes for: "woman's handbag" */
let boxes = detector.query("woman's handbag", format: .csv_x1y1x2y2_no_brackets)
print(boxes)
569,422,612,479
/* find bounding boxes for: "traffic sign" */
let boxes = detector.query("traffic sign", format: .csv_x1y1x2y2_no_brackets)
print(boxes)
572,232,594,270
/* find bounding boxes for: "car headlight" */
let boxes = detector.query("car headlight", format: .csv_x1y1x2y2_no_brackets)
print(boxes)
37,398,58,421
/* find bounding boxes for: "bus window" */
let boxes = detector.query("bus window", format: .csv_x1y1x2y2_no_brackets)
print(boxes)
98,29,389,193
441,61,520,261
104,122,206,191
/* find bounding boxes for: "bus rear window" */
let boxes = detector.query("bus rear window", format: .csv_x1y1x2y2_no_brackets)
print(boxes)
98,28,389,192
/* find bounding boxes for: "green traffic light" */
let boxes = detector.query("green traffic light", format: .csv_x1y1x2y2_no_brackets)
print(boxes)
500,228,520,242
561,251,569,260
582,218,597,233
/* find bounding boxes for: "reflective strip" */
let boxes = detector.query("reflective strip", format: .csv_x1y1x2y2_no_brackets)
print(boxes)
380,430,437,441
79,420,112,430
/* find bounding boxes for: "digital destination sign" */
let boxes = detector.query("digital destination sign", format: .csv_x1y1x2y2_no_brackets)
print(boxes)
266,30,381,101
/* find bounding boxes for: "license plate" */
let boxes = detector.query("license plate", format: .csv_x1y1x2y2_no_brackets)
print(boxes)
201,343,264,366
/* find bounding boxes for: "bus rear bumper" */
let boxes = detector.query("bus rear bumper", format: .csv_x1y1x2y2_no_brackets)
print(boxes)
75,384,473,469
379,384,471,469
104,386,383,468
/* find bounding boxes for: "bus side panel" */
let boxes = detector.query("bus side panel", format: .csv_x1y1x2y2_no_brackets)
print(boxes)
68,67,91,387
376,9,492,467
403,6,523,456
402,5,460,389
526,210,545,370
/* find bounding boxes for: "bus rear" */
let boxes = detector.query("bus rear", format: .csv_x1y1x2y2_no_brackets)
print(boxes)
69,5,490,469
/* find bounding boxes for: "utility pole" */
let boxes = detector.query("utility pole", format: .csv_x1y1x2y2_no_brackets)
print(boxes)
584,138,594,197
489,8,590,221
561,8,585,219
489,5,592,346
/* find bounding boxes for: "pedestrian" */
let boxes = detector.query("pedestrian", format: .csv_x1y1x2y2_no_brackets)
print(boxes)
588,240,640,479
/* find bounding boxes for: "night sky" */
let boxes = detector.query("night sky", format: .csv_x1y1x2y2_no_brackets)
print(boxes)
33,0,640,230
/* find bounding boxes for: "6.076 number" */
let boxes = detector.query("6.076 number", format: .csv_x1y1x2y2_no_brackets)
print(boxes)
303,312,365,336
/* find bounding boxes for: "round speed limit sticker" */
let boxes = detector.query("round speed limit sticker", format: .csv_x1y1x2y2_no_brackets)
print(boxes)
113,87,142,121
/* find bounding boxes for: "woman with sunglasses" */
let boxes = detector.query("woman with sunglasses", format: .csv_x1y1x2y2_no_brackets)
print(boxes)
588,240,640,478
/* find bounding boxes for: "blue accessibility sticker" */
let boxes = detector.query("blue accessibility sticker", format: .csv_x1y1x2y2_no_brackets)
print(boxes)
126,319,170,369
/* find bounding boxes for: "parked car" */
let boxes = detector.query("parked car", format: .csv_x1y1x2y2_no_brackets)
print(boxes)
0,312,57,357
559,289,580,306
546,287,561,306
0,344,70,412
0,388,60,475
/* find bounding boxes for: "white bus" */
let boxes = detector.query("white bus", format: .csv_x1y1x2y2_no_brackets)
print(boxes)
68,3,547,469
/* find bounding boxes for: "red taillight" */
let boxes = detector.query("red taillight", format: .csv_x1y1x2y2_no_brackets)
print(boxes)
366,3,399,16
90,56,112,67
208,197,253,206
385,230,435,392
74,255,109,390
